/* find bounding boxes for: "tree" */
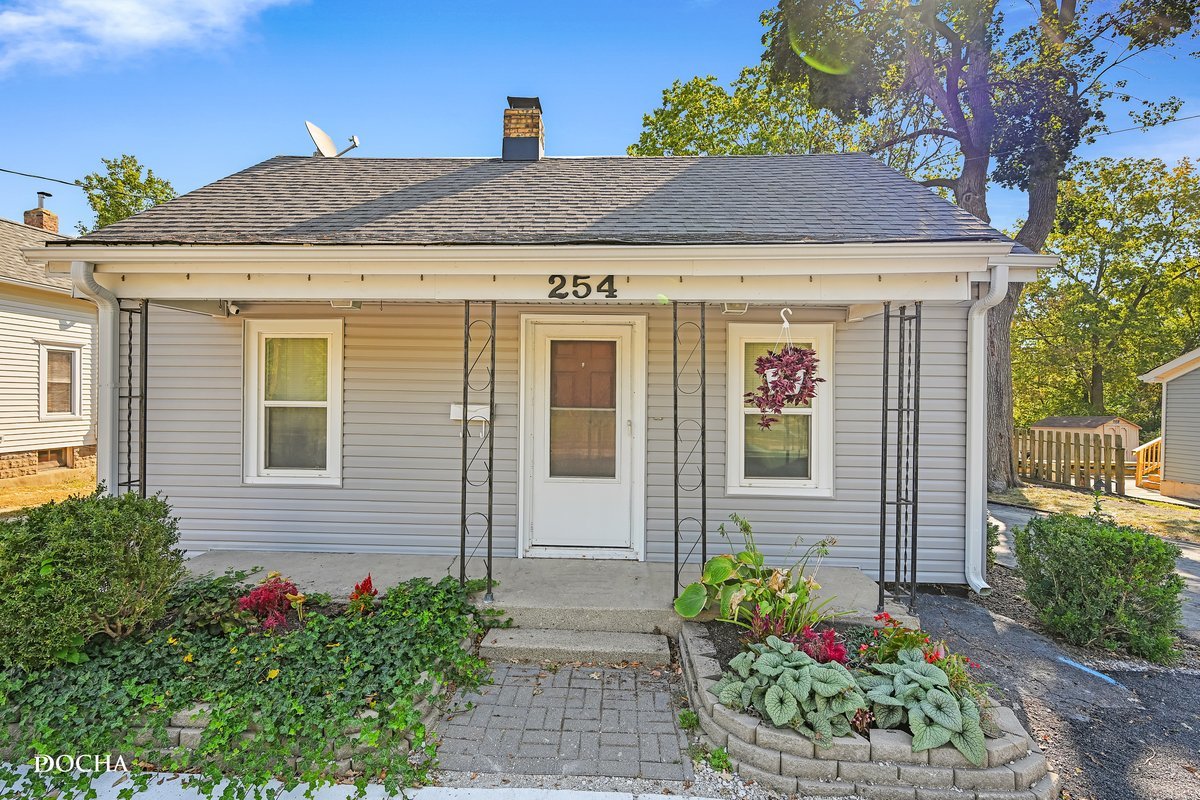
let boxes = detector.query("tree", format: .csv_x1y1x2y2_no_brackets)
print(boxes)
628,65,956,179
762,0,1198,488
1013,157,1200,434
76,154,176,234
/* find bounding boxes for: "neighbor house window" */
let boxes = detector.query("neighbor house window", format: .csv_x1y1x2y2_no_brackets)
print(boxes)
726,323,834,497
243,319,343,485
39,343,81,418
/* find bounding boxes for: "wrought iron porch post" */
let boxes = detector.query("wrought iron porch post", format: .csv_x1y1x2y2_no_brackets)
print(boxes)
138,299,148,498
459,300,470,585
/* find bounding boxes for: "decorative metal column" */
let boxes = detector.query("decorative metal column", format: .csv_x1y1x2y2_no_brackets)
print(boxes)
458,300,497,602
877,301,923,612
672,301,708,597
118,301,149,498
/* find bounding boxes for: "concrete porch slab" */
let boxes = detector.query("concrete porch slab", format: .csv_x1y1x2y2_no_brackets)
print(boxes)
183,550,908,633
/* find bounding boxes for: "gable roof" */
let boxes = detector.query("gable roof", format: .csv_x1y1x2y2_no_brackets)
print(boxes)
1140,347,1200,383
65,153,1029,249
1031,415,1141,430
0,217,68,292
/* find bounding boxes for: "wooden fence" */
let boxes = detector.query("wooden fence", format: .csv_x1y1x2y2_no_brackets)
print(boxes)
1013,428,1127,495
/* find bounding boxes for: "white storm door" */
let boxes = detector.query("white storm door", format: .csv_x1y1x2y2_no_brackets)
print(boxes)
523,317,645,557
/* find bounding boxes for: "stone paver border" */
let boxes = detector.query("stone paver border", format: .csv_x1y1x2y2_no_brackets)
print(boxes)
678,621,1061,800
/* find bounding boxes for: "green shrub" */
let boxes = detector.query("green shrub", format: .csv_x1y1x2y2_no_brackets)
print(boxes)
0,489,184,669
0,576,489,799
1014,512,1183,662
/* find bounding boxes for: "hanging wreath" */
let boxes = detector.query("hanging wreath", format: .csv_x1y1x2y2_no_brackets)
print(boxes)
744,309,824,430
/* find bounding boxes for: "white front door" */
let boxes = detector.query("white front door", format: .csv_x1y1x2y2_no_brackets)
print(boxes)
521,316,646,558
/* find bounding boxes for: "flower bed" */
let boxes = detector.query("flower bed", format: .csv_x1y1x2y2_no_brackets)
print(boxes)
0,566,488,800
679,621,1059,799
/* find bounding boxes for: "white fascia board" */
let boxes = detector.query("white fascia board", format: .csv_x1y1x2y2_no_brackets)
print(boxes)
91,270,974,303
27,241,1017,276
1139,346,1200,383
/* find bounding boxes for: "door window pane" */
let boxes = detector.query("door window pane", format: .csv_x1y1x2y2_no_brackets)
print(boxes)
744,414,810,479
265,338,327,402
549,340,616,478
266,407,327,470
46,350,74,414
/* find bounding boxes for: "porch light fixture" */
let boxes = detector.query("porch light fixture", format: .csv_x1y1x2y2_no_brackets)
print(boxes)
329,300,361,309
722,302,749,315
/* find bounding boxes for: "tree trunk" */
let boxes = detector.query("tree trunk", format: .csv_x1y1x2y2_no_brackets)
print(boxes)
986,280,1023,490
984,170,1060,489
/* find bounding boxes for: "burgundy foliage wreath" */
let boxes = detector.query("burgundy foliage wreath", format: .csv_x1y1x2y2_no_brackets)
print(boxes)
745,345,823,430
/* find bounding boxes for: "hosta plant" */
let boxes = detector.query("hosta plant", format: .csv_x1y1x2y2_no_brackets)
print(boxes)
674,515,837,638
709,636,866,746
855,647,997,766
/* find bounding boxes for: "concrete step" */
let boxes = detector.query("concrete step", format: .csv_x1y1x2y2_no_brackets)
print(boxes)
495,601,678,635
480,627,672,665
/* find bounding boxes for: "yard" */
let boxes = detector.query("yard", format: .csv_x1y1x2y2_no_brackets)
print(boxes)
990,484,1200,544
0,467,96,519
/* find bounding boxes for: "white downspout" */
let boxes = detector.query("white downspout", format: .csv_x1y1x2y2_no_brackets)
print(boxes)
71,261,121,493
964,262,1009,595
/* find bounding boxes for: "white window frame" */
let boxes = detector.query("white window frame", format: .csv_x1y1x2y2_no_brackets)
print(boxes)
38,342,82,420
243,319,343,486
726,322,834,497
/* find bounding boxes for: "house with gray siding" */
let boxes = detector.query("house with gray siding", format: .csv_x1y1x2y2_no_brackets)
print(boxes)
21,98,1053,596
0,198,97,483
1141,347,1200,501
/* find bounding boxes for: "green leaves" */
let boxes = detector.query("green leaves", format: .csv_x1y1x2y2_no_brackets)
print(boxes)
673,583,709,618
919,688,963,732
0,576,488,799
711,636,865,748
75,154,176,234
765,685,798,727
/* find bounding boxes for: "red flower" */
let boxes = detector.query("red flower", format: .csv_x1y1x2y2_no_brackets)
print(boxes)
859,644,869,652
348,573,379,615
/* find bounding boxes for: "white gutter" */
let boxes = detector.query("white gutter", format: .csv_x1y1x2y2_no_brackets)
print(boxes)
70,261,120,493
964,262,1009,595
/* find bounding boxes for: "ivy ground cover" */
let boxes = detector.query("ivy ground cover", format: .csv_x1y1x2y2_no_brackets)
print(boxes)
0,574,489,799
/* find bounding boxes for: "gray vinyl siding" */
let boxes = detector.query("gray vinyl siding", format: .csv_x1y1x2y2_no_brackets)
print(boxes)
0,287,96,453
1164,368,1200,485
120,302,969,583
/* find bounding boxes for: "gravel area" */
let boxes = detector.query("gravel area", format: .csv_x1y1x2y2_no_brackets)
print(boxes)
921,587,1200,800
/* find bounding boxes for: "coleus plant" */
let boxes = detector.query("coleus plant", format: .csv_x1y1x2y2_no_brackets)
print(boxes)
745,346,823,429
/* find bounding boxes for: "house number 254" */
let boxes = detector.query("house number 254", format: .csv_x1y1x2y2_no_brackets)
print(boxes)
547,274,618,299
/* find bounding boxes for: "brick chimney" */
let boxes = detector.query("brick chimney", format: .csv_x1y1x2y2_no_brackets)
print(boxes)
24,191,58,234
502,96,543,161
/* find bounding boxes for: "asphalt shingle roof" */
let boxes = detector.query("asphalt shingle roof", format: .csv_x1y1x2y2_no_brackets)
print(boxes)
0,217,68,291
70,154,1023,248
1032,415,1140,429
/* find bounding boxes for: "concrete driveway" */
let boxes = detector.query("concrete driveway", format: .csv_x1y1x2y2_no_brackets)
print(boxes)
988,503,1200,641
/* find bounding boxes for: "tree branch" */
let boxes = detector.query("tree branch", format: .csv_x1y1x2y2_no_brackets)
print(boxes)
920,177,959,190
870,127,961,152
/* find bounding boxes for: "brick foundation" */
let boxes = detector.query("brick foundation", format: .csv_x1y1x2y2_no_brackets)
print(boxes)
0,451,38,480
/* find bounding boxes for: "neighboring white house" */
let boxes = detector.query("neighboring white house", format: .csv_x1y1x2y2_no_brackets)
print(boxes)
0,197,96,482
1140,347,1200,501
23,98,1054,594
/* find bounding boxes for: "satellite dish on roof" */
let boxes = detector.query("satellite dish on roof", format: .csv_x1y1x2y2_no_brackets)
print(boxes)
305,121,360,157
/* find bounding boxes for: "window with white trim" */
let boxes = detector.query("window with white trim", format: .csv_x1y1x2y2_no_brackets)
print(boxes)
726,323,834,496
39,343,81,418
244,319,343,485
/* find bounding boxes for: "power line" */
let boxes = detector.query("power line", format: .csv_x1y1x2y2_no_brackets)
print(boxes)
0,166,77,186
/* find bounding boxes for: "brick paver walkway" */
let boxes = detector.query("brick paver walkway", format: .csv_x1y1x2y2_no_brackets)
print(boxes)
436,663,693,780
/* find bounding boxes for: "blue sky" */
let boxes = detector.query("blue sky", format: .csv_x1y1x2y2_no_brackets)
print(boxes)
0,0,1197,235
